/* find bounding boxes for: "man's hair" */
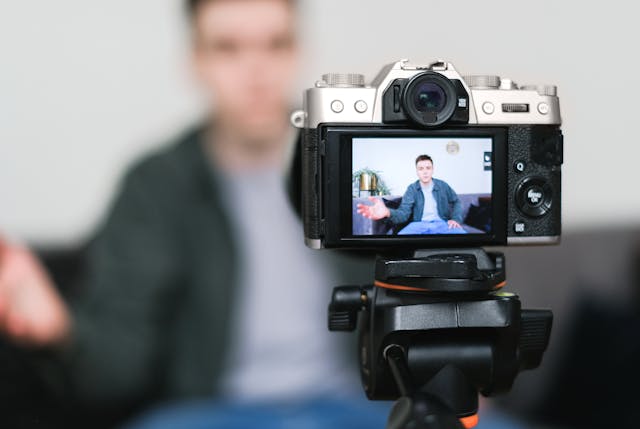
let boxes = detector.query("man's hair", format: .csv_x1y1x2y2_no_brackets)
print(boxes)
415,155,433,165
186,0,296,20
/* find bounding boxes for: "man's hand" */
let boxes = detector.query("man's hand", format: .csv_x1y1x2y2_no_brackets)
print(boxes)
0,238,71,346
356,197,391,221
447,220,462,229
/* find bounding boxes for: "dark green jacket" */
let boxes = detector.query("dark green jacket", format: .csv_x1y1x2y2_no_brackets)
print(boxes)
389,179,463,225
61,126,373,405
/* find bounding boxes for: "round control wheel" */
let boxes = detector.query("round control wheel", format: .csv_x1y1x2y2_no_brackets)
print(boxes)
515,177,553,218
464,75,501,89
322,73,365,88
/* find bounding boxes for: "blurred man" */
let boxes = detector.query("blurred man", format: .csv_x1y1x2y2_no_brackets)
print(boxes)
357,154,466,235
0,0,382,426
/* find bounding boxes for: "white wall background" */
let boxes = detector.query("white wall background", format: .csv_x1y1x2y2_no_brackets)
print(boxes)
1,0,639,245
353,137,492,195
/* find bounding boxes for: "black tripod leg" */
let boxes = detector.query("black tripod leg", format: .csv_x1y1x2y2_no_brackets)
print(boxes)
385,346,464,429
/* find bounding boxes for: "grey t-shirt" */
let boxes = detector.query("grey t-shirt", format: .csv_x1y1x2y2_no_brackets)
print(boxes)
217,167,356,402
420,181,442,222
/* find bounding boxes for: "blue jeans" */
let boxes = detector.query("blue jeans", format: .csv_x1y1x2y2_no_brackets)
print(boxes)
398,220,468,235
122,398,391,429
121,398,528,429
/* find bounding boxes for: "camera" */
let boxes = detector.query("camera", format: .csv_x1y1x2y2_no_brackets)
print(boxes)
291,59,563,249
291,60,559,426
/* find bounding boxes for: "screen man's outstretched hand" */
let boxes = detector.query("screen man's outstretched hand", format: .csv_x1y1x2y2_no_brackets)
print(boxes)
356,197,391,221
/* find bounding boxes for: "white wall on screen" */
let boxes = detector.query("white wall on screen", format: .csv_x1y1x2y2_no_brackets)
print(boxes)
353,138,492,195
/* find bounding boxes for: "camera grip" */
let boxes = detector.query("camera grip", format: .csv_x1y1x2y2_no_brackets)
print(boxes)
302,128,322,239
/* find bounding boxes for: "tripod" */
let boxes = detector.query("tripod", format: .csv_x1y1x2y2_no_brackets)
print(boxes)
328,249,552,429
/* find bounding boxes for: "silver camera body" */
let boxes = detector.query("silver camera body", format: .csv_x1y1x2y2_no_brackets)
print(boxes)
293,59,561,129
292,59,563,249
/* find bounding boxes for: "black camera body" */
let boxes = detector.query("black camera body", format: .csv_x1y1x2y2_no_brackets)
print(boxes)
292,60,563,249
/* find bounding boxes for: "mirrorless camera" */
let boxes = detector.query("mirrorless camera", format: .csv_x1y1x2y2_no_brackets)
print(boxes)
291,59,563,249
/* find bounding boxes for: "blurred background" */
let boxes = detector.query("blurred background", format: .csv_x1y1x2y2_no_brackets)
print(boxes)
1,0,639,427
2,0,639,245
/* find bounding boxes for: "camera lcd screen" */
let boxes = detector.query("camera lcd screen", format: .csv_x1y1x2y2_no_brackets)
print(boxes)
351,137,493,237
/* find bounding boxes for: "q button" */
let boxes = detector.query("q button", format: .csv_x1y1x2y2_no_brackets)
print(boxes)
514,160,527,173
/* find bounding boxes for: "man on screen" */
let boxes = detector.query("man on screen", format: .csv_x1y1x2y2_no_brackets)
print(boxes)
356,154,467,235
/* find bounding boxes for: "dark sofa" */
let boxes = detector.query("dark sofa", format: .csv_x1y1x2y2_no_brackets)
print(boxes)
352,193,491,235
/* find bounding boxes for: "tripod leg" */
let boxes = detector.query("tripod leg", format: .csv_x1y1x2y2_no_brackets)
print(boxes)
385,345,467,429
386,393,465,429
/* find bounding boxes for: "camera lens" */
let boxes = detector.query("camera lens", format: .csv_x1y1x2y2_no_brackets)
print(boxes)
403,72,458,127
413,82,447,112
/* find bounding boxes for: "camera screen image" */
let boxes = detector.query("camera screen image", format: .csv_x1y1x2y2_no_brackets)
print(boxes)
352,137,493,237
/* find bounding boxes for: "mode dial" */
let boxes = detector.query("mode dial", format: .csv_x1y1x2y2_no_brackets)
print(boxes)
464,75,501,89
321,73,365,88
521,84,557,97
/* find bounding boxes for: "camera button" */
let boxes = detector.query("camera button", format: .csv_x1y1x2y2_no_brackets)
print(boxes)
330,100,344,113
537,102,550,115
482,102,495,115
525,186,545,206
514,222,526,234
516,177,553,218
514,160,527,173
354,100,368,113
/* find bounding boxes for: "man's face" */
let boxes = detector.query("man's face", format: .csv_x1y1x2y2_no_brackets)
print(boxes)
416,159,434,184
192,0,298,141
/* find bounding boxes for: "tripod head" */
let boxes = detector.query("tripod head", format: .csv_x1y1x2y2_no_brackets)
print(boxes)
329,249,552,429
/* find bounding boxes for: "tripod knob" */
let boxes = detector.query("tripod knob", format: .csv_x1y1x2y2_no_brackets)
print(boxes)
328,310,358,331
519,309,553,369
328,286,368,332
